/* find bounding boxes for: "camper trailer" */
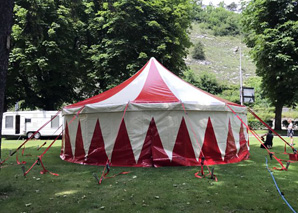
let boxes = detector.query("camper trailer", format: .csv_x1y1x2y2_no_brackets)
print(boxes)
1,111,62,139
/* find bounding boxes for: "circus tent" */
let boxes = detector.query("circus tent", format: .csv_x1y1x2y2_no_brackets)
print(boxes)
61,57,249,167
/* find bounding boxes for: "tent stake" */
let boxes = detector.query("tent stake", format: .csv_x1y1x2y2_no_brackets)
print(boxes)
21,165,26,175
210,167,215,180
93,173,100,184
286,162,291,170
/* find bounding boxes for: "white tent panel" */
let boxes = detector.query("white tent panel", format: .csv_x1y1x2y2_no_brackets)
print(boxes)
67,116,79,156
209,112,229,160
184,112,209,161
97,60,151,106
229,113,241,153
124,111,151,163
99,112,124,160
153,111,183,160
238,113,249,150
155,61,224,106
78,115,88,155
85,114,99,154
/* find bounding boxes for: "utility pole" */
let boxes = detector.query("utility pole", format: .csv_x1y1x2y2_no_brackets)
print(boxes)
239,43,243,105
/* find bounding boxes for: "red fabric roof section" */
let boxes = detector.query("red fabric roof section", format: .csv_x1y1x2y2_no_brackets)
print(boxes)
65,60,149,108
133,60,179,103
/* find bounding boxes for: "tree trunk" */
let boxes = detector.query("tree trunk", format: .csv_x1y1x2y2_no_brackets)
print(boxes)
274,103,283,130
0,0,14,159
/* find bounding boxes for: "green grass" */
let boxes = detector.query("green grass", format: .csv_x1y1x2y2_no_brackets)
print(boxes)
0,137,297,213
187,23,256,85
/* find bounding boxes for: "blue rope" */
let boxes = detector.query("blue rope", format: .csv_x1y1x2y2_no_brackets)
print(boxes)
265,157,297,213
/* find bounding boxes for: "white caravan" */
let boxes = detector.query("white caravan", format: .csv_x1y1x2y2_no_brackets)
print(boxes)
1,111,62,139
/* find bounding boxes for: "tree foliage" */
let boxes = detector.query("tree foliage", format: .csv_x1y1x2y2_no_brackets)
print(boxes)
193,3,240,36
7,0,192,110
192,41,205,60
8,0,87,110
242,0,298,129
183,69,224,95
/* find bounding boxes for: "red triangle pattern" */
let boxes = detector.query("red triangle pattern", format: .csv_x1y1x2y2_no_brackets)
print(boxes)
238,123,249,159
60,130,64,157
199,117,223,165
85,119,108,165
61,121,73,162
73,121,86,164
133,60,179,103
111,119,136,166
137,118,155,167
63,116,249,167
224,119,238,163
150,118,171,167
171,117,198,166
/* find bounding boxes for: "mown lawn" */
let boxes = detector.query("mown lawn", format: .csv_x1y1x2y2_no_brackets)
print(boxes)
0,136,297,213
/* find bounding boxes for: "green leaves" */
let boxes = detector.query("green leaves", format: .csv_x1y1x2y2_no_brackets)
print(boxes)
6,0,192,110
242,0,298,128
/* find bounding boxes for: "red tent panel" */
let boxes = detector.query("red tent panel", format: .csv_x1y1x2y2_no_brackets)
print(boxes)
73,121,86,164
137,118,155,167
85,119,108,165
61,122,73,162
171,117,199,166
238,123,249,160
224,119,239,163
200,117,224,165
151,118,171,167
111,119,136,166
133,60,179,103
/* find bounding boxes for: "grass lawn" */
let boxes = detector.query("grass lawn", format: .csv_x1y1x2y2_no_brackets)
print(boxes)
0,136,297,213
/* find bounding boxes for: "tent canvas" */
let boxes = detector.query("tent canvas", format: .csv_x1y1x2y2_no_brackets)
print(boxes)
61,58,249,167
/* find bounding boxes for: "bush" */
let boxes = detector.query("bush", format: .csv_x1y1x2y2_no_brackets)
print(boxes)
192,41,205,60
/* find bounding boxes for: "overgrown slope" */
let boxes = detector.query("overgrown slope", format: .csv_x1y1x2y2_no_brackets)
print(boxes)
187,23,256,85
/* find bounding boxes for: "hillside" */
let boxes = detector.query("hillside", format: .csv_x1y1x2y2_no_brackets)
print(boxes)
187,23,256,85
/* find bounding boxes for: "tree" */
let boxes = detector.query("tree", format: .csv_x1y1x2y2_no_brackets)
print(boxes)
226,2,238,12
183,69,224,95
0,0,14,159
85,0,192,90
7,0,87,110
242,0,298,130
192,41,205,60
7,0,193,110
195,4,240,36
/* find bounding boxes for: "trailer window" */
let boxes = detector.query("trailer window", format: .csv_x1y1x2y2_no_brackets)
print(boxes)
51,116,59,128
5,116,13,128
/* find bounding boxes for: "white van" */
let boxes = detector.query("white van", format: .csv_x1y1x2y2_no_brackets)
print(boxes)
1,111,63,139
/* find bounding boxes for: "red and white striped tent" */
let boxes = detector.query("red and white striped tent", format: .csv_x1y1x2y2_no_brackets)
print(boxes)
61,57,249,167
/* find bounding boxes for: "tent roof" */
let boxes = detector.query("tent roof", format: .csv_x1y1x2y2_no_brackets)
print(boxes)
64,58,244,113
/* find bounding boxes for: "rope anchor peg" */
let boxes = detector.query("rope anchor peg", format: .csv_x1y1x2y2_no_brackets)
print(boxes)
210,167,215,180
286,162,291,170
269,152,273,160
21,165,26,175
93,173,101,184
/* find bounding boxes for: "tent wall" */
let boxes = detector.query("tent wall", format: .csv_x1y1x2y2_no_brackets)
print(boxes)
61,110,249,167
